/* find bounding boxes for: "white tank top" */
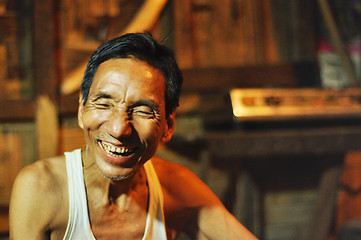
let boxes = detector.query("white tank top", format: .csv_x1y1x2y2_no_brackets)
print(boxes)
63,149,167,240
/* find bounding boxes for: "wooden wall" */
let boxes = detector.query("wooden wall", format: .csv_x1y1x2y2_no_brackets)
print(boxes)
0,0,321,239
173,0,317,69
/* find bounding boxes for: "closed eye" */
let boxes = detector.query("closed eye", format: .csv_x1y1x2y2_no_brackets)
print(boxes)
132,106,156,118
90,92,114,109
94,99,113,109
96,103,111,108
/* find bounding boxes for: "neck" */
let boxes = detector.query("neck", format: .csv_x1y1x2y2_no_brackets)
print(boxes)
81,152,148,209
109,168,146,198
108,168,147,208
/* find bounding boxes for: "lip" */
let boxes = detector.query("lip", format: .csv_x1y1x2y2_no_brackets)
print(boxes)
97,140,137,166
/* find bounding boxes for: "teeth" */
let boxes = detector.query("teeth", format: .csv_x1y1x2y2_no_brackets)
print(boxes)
101,142,133,156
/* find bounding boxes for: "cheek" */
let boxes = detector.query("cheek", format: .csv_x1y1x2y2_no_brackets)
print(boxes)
134,121,162,161
132,119,163,143
81,110,109,130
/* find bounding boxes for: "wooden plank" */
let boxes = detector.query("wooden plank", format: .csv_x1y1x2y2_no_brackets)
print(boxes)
33,0,58,102
233,171,262,237
59,127,85,153
292,0,317,61
17,0,34,99
174,0,265,68
181,62,318,92
36,95,59,160
0,14,19,80
310,165,342,240
267,0,317,62
331,152,361,236
317,0,358,87
0,134,21,205
173,0,194,68
261,0,280,63
0,99,35,121
206,126,361,158
60,92,79,116
0,45,6,77
174,0,316,66
0,45,7,99
33,0,60,158
0,132,21,234
0,207,9,234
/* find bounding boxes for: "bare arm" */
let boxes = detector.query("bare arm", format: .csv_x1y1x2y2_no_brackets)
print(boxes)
9,162,56,240
152,158,258,239
196,206,258,240
184,176,258,240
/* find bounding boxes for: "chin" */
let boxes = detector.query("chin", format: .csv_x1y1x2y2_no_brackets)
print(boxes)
100,170,136,182
95,161,140,182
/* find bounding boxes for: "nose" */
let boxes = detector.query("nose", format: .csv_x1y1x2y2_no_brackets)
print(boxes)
106,111,133,139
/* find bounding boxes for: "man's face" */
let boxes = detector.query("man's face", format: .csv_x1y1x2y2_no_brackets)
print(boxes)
78,58,175,181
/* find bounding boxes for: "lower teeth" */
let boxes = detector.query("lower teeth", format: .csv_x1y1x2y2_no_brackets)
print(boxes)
106,150,119,157
102,144,133,157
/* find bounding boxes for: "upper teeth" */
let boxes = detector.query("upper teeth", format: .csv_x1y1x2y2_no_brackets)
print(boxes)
101,142,132,155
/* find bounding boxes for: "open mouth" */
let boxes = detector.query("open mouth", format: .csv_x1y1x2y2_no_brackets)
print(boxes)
99,141,136,157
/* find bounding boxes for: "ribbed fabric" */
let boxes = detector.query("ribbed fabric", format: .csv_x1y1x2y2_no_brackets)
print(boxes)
63,149,167,240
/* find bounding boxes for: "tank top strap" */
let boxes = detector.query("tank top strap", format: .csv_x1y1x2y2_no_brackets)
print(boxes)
63,149,96,240
142,160,167,240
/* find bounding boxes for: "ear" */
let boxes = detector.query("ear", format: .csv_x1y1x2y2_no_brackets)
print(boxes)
78,95,85,130
161,112,176,143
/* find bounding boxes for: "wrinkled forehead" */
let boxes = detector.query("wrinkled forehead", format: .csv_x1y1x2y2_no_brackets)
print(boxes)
89,58,166,99
95,58,164,82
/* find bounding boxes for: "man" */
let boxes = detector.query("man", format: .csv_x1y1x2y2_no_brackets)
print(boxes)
10,33,257,240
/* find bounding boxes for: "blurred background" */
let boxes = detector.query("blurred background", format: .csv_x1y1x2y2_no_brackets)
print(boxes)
0,0,360,239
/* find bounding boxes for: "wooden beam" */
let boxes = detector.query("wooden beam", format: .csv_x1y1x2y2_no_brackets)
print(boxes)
206,126,361,158
317,0,358,87
59,62,320,116
0,207,9,234
33,0,58,100
310,165,342,240
182,61,319,92
36,95,59,160
60,92,79,116
0,99,35,121
33,0,59,158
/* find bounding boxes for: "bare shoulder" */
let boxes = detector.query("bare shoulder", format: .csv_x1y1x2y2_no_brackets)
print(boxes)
9,155,68,239
12,155,67,197
150,157,222,207
150,156,202,184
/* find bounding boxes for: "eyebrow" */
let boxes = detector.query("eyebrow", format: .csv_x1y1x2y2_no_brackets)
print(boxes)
131,100,160,110
91,92,160,110
92,92,113,101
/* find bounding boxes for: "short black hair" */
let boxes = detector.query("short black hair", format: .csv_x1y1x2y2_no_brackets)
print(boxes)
81,32,183,118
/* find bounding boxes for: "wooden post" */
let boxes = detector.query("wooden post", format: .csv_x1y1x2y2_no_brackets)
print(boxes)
174,0,265,68
310,165,342,240
36,96,59,160
317,0,358,87
33,0,59,159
